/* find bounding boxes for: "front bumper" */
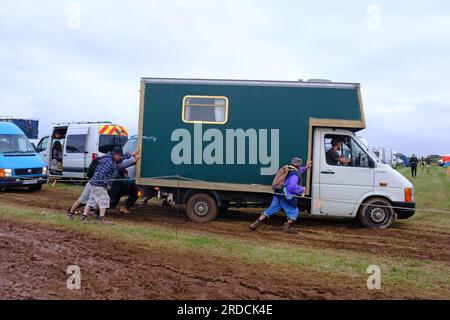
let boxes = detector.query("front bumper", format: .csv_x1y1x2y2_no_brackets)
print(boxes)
0,176,48,188
392,201,416,219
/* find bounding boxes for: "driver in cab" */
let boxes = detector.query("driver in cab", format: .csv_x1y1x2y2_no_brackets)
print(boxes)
326,138,351,165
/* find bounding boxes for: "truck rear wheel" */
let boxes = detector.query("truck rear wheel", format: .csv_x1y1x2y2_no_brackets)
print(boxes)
358,197,394,229
186,193,218,223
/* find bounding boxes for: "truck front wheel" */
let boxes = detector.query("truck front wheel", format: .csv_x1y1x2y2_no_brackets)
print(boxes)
186,193,218,223
358,197,395,229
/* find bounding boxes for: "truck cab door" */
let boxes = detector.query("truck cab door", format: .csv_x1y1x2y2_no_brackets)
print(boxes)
317,129,374,217
63,127,89,179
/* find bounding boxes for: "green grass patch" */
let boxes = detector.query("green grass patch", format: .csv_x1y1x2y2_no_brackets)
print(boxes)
397,165,450,229
44,181,84,192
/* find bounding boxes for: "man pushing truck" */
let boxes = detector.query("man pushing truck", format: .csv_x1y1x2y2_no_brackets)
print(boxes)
249,157,312,234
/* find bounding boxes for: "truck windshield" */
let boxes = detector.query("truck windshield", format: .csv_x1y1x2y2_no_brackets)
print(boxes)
0,134,36,153
98,135,128,154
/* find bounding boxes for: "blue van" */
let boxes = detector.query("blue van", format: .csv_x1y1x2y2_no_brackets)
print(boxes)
0,122,48,191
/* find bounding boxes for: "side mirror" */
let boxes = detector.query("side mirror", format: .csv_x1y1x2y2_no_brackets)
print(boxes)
369,158,375,168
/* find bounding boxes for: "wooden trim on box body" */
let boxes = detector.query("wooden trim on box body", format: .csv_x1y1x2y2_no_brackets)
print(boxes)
135,177,275,194
136,80,146,179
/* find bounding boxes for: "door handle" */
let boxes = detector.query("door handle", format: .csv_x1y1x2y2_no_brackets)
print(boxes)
321,170,335,174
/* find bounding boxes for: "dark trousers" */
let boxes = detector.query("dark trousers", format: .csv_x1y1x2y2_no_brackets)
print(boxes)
109,180,138,209
411,166,417,177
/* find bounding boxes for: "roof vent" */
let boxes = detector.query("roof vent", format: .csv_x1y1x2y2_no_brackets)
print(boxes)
307,79,332,83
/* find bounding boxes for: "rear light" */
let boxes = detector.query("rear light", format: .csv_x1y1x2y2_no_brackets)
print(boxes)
137,190,143,198
404,187,413,203
92,153,98,162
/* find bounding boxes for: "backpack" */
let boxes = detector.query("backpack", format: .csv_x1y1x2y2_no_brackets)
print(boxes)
86,156,104,179
272,165,298,190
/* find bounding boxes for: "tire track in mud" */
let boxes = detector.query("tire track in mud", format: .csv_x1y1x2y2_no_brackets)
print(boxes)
2,187,450,266
113,208,450,265
1,218,372,300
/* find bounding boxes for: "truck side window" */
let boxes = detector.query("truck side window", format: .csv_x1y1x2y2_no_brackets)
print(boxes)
183,96,228,124
324,134,348,165
324,134,371,168
66,134,87,153
350,138,371,168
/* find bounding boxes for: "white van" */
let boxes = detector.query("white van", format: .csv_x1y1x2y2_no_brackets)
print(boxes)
36,122,128,179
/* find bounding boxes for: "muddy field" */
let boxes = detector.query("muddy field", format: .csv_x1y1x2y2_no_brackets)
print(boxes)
2,218,349,300
1,175,450,299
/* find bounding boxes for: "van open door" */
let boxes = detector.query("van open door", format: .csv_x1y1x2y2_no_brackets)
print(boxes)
63,126,89,179
36,136,50,165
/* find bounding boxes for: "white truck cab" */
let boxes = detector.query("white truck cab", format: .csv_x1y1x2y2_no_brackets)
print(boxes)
311,128,415,228
36,122,128,179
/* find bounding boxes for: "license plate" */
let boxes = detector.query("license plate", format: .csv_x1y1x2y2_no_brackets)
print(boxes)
23,179,38,185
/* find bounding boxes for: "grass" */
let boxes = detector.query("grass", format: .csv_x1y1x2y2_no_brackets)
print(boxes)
1,165,450,298
397,165,450,228
46,180,84,192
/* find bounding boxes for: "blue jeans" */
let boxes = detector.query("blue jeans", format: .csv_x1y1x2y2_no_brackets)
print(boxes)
263,196,299,221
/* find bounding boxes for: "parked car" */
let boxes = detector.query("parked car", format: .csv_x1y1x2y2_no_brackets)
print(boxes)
36,122,128,179
0,122,48,191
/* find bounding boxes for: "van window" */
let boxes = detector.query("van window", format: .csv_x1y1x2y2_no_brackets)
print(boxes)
66,134,87,153
325,134,371,168
99,135,128,154
36,137,49,152
123,136,138,154
183,96,228,124
0,134,35,153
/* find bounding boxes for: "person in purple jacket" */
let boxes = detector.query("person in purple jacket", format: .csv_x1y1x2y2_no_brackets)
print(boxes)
249,157,312,234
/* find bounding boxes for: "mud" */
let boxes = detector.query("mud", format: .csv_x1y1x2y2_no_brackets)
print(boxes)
2,187,450,266
0,218,372,300
1,186,450,299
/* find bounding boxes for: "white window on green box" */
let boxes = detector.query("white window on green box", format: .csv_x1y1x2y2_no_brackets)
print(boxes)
183,96,228,124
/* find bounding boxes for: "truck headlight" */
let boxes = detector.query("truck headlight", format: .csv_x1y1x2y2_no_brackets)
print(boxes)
404,187,413,203
42,166,48,176
0,168,12,177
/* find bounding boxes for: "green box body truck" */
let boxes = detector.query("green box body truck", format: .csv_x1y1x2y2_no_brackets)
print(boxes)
136,78,415,228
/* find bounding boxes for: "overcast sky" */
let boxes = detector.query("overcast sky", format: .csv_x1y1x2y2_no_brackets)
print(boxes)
0,0,449,156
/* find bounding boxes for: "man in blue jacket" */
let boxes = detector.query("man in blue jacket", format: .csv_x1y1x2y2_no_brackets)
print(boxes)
249,157,312,234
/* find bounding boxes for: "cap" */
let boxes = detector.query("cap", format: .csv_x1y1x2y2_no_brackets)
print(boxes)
290,157,302,166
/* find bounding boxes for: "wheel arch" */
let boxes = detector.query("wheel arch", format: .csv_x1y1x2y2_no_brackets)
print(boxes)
353,193,394,217
182,189,222,207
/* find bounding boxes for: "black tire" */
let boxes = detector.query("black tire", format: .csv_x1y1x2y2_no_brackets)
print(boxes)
186,193,218,223
358,197,395,229
28,184,43,192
